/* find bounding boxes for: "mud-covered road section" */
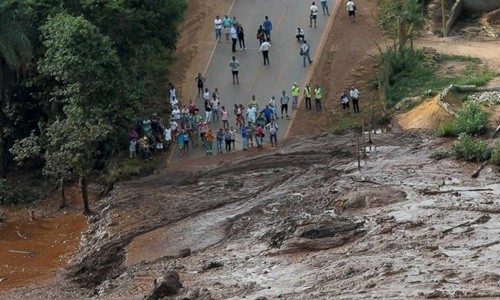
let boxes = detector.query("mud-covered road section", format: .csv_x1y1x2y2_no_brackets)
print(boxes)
3,132,499,300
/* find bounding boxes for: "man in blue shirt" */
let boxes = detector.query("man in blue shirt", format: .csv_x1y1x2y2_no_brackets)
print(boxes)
241,126,248,151
263,16,273,41
261,105,273,124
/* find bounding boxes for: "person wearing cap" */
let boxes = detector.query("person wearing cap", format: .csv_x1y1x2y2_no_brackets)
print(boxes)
300,40,313,67
304,83,312,110
291,82,300,110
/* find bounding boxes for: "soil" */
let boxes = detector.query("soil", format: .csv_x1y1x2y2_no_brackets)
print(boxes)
1,0,499,299
396,96,455,130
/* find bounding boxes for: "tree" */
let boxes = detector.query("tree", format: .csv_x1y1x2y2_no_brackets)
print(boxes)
0,0,33,178
12,13,126,214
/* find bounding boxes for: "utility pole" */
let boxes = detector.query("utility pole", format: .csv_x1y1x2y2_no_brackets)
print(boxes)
441,0,446,37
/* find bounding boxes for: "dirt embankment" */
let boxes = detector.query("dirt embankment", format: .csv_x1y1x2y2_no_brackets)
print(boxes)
2,132,499,299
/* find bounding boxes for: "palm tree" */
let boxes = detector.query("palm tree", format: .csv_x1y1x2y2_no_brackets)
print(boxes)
0,1,33,177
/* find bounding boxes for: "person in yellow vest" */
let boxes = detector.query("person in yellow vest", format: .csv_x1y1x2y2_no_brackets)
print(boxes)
291,82,300,110
314,85,323,111
304,83,312,110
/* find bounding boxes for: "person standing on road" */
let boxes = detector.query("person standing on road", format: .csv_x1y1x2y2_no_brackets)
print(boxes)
300,40,313,67
202,88,210,105
263,16,273,41
304,84,312,110
291,82,300,110
347,0,356,22
205,128,214,155
224,128,232,152
246,122,255,147
250,94,259,110
321,0,330,16
230,25,238,52
223,14,232,40
257,25,266,45
341,91,350,113
216,128,224,154
229,56,240,84
237,24,246,50
232,16,239,28
280,90,290,119
261,105,273,124
255,124,264,149
195,73,205,98
350,86,360,113
269,95,278,120
204,99,213,123
221,106,229,129
246,105,257,124
212,96,221,122
241,125,248,151
266,120,279,147
258,39,271,65
310,2,319,28
214,15,223,42
314,85,323,111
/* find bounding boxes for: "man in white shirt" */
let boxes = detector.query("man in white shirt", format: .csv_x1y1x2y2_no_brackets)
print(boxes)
300,40,313,67
349,86,360,113
310,2,319,28
246,105,257,124
321,0,330,16
269,96,278,120
347,0,356,22
171,106,181,122
296,27,305,42
230,25,238,52
214,15,223,41
258,39,271,65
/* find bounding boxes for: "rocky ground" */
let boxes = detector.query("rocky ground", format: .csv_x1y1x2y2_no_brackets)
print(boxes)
4,132,499,299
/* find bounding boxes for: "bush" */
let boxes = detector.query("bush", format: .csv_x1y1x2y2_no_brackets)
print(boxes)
430,151,449,160
455,101,488,135
490,142,500,166
438,122,458,137
451,133,490,162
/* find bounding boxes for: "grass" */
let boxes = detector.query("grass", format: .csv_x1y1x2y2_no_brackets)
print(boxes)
103,149,165,184
385,53,496,108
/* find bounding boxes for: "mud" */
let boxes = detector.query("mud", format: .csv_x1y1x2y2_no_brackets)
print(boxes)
2,132,498,299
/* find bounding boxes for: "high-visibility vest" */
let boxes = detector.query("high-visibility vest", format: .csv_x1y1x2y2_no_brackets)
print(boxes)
304,86,311,97
292,86,300,96
315,88,323,99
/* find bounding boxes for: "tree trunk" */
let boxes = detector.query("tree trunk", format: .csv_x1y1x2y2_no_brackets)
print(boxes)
80,176,91,215
59,178,66,209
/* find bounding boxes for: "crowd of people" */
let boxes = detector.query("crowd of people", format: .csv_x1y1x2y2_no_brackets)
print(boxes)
128,0,363,161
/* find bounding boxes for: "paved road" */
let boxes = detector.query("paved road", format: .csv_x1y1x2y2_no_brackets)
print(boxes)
172,0,334,160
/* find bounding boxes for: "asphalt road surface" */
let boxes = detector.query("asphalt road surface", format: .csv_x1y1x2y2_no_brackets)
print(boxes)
171,0,334,161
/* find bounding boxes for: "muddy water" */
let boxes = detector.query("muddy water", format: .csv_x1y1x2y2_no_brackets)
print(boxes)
0,213,87,290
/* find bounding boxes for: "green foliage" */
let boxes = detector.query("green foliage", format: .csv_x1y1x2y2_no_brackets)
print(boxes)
438,122,458,137
104,152,160,183
377,0,425,47
490,142,500,166
455,101,488,135
429,151,449,160
451,133,490,162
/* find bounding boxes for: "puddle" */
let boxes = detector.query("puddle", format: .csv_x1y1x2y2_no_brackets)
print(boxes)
0,213,87,290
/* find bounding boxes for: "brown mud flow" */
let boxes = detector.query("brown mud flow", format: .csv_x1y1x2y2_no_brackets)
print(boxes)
0,214,87,290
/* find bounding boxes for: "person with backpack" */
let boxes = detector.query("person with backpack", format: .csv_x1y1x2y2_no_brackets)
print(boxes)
300,40,313,67
266,120,279,147
347,0,357,22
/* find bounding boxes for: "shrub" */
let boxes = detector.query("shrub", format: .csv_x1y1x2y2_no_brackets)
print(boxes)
455,101,488,135
430,151,449,160
490,142,500,166
451,133,490,162
438,122,458,137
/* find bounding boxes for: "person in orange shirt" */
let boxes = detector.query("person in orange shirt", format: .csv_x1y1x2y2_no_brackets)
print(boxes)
205,128,215,155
